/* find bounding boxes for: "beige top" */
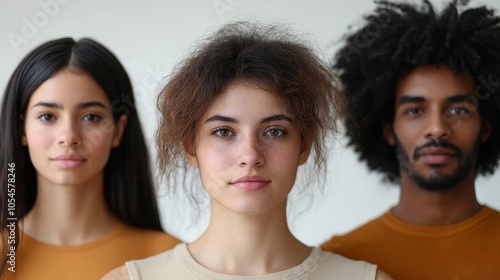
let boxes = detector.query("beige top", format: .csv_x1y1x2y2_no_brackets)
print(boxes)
126,243,376,279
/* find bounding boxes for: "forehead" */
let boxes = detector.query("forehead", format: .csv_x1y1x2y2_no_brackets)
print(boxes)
206,79,288,114
396,65,475,102
28,68,109,106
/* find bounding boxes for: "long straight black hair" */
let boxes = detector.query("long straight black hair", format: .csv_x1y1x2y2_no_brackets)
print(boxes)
0,38,163,272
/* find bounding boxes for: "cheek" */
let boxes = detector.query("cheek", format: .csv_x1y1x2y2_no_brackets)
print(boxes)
394,119,415,137
25,126,51,151
197,158,227,197
26,139,50,158
268,145,301,172
455,123,482,148
196,144,230,175
80,128,116,153
24,133,52,169
393,122,418,145
198,148,230,174
272,151,294,166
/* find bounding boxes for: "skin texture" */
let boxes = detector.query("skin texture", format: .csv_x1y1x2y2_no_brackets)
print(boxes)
21,68,127,245
23,68,126,187
384,65,491,226
185,81,309,216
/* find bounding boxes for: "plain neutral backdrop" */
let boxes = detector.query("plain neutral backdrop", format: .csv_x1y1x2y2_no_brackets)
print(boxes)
2,0,499,246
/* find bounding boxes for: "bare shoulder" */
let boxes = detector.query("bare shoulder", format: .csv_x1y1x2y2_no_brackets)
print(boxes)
101,265,130,280
375,268,394,280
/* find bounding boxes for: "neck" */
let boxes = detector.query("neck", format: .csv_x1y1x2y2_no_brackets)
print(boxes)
21,173,119,245
188,199,310,275
393,170,482,226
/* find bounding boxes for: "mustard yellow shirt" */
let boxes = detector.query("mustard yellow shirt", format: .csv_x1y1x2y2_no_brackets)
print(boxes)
2,222,179,280
322,206,500,280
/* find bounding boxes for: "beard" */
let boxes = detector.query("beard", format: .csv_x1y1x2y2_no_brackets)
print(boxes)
394,135,479,191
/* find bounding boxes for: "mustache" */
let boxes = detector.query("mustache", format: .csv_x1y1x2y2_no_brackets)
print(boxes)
413,139,463,160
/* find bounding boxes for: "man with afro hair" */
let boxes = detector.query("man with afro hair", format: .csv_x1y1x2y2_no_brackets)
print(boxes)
322,1,500,279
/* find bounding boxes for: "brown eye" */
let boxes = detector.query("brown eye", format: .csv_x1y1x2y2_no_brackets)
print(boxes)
38,113,54,122
82,114,102,122
405,108,422,115
448,106,469,115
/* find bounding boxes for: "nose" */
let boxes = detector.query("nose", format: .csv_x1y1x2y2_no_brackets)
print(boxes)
58,119,82,147
424,108,451,142
236,134,265,168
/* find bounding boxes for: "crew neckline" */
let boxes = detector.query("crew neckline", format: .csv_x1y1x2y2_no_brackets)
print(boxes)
176,243,320,279
383,206,494,237
20,222,126,252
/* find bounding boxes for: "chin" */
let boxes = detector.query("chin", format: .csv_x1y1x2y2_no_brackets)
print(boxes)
411,171,465,191
228,201,281,216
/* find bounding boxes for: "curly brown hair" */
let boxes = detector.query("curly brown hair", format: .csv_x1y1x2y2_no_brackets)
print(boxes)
155,22,347,192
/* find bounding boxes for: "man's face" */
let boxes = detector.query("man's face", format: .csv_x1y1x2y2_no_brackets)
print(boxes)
384,65,491,191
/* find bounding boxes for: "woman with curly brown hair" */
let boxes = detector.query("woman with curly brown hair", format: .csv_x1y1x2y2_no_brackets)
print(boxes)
103,22,392,280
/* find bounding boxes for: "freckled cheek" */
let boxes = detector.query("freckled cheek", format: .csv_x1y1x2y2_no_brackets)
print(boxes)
197,149,232,196
202,146,231,166
201,166,227,198
268,147,300,175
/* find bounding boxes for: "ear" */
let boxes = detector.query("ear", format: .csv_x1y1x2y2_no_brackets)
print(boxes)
21,135,28,146
298,145,311,166
480,121,492,143
111,115,128,148
383,123,395,146
20,115,28,146
183,145,198,168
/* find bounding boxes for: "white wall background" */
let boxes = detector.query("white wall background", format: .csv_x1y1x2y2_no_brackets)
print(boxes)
1,0,499,246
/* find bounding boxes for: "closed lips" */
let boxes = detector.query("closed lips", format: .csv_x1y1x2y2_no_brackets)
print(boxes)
231,175,270,191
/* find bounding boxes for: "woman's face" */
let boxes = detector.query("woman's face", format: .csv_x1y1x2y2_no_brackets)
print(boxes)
22,68,127,187
186,80,310,215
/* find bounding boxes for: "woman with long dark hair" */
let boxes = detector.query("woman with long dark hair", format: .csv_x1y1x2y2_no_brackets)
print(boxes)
0,37,178,279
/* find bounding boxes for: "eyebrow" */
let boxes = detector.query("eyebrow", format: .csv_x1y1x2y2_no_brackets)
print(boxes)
399,96,425,105
205,115,238,123
447,95,474,103
75,101,107,109
33,102,62,109
261,114,293,123
398,94,474,105
205,114,293,124
32,101,107,109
